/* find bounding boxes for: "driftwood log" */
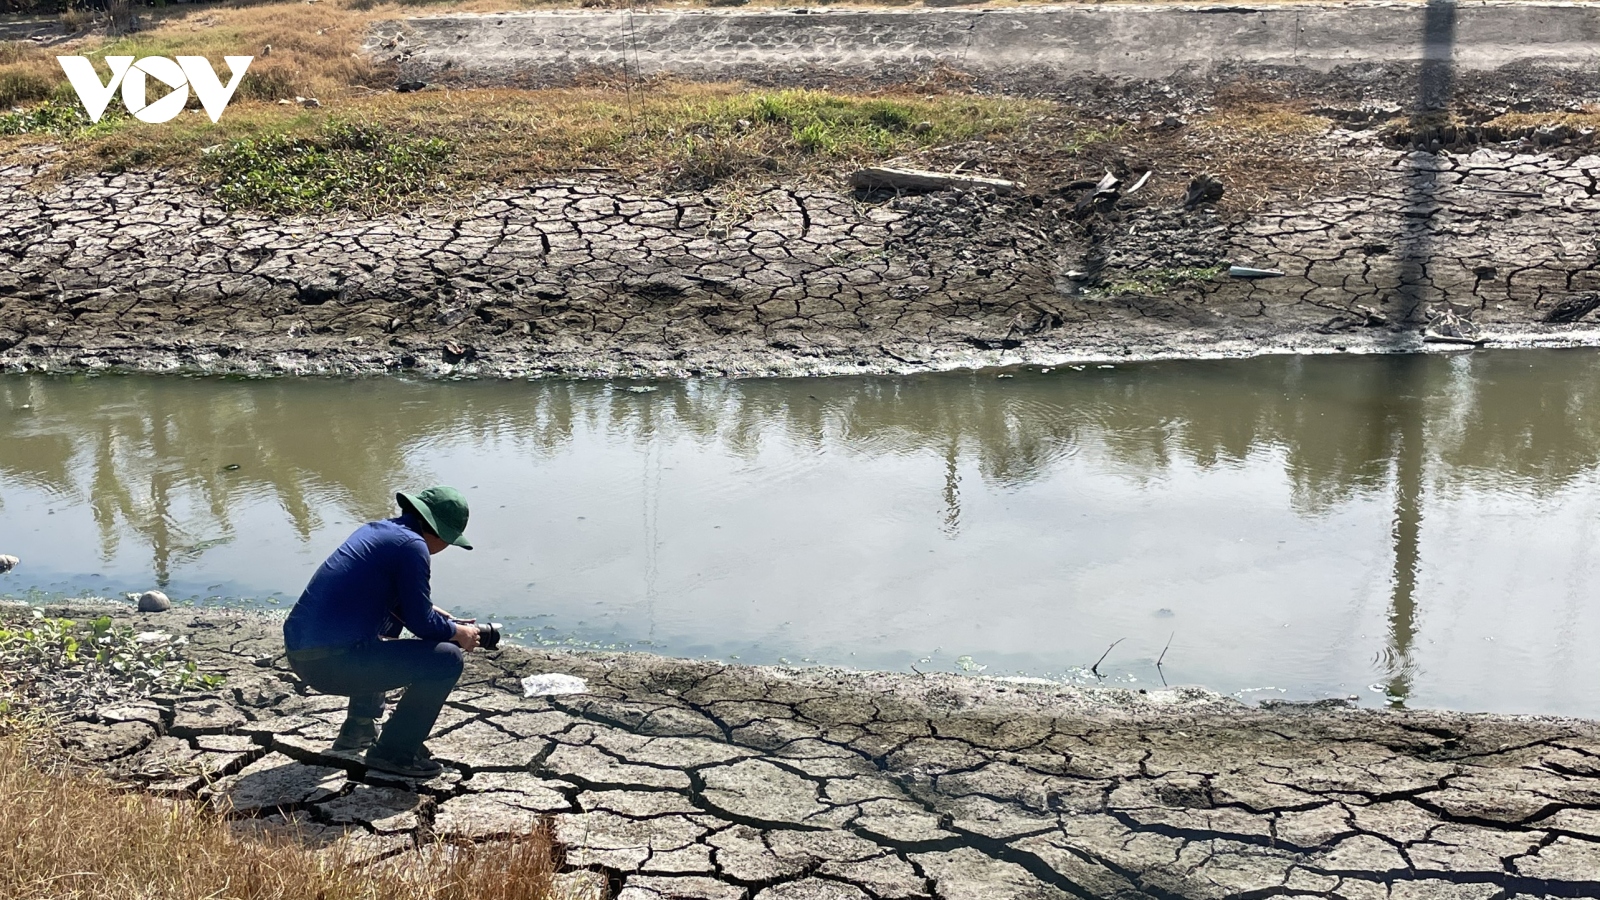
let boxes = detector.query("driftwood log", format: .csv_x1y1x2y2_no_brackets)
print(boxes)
849,166,1018,194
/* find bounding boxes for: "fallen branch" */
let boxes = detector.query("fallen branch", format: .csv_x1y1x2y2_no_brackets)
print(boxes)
1157,631,1174,668
1089,638,1124,678
849,166,1018,195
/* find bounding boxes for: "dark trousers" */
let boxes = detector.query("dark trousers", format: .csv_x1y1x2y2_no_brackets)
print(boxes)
287,638,464,757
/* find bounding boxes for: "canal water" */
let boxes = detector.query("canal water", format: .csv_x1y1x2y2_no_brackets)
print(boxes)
4,350,1600,717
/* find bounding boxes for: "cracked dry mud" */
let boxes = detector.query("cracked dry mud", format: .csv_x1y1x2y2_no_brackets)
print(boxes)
34,603,1600,899
6,143,1600,378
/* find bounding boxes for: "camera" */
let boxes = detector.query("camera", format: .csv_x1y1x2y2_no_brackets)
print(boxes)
475,622,503,650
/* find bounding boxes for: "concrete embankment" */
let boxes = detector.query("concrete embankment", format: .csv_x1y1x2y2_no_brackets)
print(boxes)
368,2,1600,87
27,601,1600,899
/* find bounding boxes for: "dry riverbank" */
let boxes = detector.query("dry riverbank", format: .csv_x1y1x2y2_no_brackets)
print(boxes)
14,600,1600,899
5,4,1600,377
6,138,1600,379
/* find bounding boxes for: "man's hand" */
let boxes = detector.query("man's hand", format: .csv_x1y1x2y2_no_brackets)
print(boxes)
453,622,481,651
435,605,475,625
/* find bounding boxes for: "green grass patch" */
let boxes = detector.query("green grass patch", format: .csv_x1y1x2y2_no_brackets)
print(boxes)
601,88,1035,186
201,120,453,214
747,90,923,153
1097,265,1225,296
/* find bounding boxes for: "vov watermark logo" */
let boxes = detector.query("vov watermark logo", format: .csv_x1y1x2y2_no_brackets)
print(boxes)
57,56,253,124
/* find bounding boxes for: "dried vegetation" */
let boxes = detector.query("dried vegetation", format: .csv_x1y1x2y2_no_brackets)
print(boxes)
2,0,1596,213
0,726,563,900
0,2,1041,208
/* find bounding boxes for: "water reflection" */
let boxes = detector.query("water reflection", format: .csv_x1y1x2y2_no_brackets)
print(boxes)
12,354,1600,537
1380,355,1427,707
1,377,436,584
5,350,1600,715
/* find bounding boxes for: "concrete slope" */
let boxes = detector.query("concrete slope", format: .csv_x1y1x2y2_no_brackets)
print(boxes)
367,2,1600,87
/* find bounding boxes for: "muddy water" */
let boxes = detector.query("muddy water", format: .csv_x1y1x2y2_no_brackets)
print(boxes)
5,351,1600,716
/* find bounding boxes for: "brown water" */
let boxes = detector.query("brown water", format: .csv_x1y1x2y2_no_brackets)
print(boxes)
4,351,1600,716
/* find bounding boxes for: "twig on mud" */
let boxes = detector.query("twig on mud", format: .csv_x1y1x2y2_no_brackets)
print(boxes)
1089,638,1124,678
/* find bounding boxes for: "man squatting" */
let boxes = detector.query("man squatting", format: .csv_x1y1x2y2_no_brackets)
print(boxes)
282,485,479,778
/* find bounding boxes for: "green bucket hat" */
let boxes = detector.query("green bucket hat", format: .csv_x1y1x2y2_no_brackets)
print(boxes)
396,485,473,550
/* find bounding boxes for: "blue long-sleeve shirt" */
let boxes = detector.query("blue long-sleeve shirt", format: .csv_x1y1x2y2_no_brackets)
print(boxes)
283,514,456,651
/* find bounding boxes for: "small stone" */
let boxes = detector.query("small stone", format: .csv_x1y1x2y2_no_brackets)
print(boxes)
0,555,17,574
137,590,172,612
1183,173,1225,208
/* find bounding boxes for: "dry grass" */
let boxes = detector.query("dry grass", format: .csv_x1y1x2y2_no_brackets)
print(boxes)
5,78,1037,206
0,38,60,107
89,1,392,100
1484,106,1600,133
1,2,385,107
889,98,1351,213
1375,104,1600,155
1183,102,1344,206
0,0,1039,207
0,728,562,900
1195,104,1329,141
14,0,1578,212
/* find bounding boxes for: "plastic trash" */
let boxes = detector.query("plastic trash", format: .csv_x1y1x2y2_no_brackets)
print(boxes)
521,673,589,697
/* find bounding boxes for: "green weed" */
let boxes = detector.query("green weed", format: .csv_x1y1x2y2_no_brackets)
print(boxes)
0,100,89,136
0,609,224,716
201,120,453,213
793,120,837,155
1096,265,1225,296
737,90,927,156
1064,123,1129,156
